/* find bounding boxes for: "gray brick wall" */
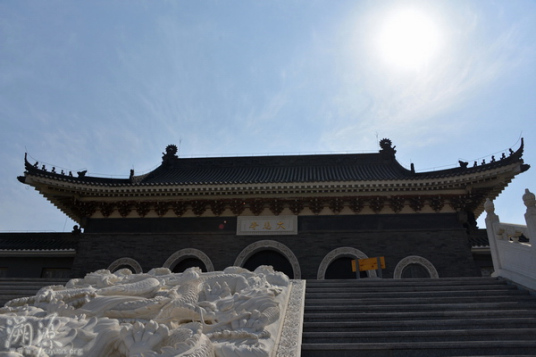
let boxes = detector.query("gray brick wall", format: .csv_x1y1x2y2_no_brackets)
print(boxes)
72,213,480,279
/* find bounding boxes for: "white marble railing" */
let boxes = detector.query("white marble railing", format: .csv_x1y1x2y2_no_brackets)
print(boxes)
485,189,536,290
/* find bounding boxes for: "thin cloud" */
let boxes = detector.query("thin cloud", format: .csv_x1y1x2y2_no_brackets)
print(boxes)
319,5,531,151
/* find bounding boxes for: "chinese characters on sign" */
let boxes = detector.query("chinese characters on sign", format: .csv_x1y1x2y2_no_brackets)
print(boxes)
237,216,298,235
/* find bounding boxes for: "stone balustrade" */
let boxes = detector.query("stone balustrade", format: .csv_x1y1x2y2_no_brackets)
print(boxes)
485,189,536,290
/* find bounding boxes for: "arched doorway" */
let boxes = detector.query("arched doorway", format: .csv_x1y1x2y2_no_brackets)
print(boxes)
242,250,294,278
171,257,207,273
113,265,135,273
324,257,368,279
234,240,301,279
393,256,439,279
107,257,142,274
401,263,431,278
317,247,377,279
163,248,214,273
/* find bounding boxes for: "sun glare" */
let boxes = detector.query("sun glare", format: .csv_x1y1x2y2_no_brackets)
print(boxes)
377,8,442,70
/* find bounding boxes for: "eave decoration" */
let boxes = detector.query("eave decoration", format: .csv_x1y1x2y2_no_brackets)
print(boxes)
18,139,529,226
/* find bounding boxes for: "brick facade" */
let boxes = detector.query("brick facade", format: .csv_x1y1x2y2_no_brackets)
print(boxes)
71,213,480,279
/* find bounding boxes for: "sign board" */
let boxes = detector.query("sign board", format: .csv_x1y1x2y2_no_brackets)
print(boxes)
237,216,298,236
352,257,386,272
358,256,386,271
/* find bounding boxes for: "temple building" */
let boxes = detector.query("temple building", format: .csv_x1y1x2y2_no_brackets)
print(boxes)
8,138,529,280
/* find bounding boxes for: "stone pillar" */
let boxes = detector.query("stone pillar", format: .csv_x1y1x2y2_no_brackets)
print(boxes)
523,189,536,253
484,198,502,275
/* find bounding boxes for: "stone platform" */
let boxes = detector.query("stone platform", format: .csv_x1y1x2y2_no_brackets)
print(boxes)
0,266,305,357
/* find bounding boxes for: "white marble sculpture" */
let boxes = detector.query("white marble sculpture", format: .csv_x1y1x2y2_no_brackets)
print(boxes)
0,266,303,357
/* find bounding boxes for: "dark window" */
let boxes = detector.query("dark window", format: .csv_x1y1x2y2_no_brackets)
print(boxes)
0,268,7,278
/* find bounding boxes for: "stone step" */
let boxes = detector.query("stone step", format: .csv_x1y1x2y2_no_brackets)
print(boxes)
0,285,62,291
0,291,44,297
0,286,66,293
300,340,536,357
305,277,507,287
303,317,536,332
305,301,536,314
304,309,536,322
304,294,536,306
305,300,536,314
0,279,69,307
0,280,62,284
0,295,34,305
301,278,536,356
302,327,536,344
305,288,527,299
305,283,520,293
0,279,68,283
0,279,68,284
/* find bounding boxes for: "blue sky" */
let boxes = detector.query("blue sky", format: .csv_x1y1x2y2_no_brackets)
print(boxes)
1,0,535,232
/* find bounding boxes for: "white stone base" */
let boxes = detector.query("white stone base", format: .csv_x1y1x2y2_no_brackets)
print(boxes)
0,266,305,357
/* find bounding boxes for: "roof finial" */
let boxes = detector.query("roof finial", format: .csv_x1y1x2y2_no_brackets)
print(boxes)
162,144,179,167
379,138,396,159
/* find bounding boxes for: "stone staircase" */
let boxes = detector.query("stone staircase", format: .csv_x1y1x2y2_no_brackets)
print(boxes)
0,278,69,307
301,277,536,357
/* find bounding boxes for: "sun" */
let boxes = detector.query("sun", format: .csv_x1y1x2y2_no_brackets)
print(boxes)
376,8,442,70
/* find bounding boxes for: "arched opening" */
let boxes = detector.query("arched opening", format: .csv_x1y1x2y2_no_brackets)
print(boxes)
171,257,207,273
113,265,134,273
325,257,367,279
108,257,142,274
163,248,214,272
317,247,376,279
234,240,301,279
401,263,431,278
242,250,294,278
393,255,438,279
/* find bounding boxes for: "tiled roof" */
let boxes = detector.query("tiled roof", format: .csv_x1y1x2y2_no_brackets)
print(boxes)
139,149,527,185
19,139,528,187
469,232,490,248
0,233,79,251
138,153,412,184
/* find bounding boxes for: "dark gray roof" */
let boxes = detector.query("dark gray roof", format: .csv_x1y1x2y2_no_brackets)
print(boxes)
139,153,411,184
0,233,79,251
469,232,490,248
19,139,528,187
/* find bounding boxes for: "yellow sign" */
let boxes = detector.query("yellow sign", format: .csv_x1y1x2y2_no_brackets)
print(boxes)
237,216,297,235
352,257,386,272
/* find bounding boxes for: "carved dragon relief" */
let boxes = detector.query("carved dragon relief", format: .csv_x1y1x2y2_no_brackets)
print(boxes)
0,266,301,357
